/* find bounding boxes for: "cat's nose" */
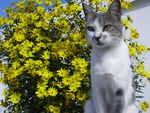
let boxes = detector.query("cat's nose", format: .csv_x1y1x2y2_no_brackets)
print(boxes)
95,37,100,42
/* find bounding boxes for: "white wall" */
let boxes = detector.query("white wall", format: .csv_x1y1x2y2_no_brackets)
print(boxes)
0,84,5,111
124,0,150,112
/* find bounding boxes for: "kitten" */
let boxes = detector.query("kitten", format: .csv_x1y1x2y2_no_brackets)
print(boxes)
82,0,139,113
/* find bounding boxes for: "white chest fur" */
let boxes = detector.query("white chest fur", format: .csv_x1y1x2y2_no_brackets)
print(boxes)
91,40,132,90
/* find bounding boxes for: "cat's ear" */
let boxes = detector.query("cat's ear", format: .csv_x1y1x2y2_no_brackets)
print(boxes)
108,0,121,21
82,3,96,21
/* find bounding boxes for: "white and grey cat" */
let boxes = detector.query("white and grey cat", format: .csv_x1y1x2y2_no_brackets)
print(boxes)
82,0,139,113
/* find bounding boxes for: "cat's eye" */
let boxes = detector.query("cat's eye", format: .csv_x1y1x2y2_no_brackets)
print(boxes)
87,26,95,32
103,24,112,31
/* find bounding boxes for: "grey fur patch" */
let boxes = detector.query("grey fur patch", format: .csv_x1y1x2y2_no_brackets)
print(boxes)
113,89,125,113
108,0,121,21
82,2,123,38
82,3,97,23
116,89,123,96
96,13,122,36
97,73,125,113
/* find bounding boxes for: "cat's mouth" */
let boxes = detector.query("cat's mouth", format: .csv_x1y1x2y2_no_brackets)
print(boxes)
96,42,105,45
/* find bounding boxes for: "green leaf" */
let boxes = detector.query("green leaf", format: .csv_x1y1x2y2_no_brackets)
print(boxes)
136,90,144,94
135,96,144,98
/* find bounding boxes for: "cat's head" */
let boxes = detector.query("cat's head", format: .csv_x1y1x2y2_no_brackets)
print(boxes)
83,0,123,49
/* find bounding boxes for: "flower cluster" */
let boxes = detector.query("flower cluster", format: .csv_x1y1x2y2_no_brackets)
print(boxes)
140,101,150,112
122,12,150,113
88,0,133,12
0,0,149,112
0,0,90,112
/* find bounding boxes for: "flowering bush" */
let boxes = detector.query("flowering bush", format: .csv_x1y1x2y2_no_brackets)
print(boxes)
0,0,149,112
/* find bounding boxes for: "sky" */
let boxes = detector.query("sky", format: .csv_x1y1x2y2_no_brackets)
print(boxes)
0,0,20,16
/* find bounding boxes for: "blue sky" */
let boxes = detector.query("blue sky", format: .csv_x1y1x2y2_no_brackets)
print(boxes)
0,0,67,17
0,0,20,16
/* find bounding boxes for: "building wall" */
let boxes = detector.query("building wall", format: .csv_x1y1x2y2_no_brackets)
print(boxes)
123,0,150,112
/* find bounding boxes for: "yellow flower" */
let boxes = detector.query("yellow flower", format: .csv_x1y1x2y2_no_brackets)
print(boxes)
62,77,70,85
13,33,25,42
34,60,43,67
36,67,53,79
138,61,145,70
48,105,54,112
72,57,88,70
24,59,35,69
69,78,81,92
32,45,41,53
58,50,67,59
9,93,21,104
0,64,8,75
57,82,66,89
47,87,58,97
36,81,48,98
79,67,87,74
140,101,150,112
36,0,43,4
100,7,107,13
72,58,80,69
45,0,53,6
2,40,13,51
7,68,20,80
130,27,139,40
41,50,50,60
57,68,68,77
128,45,136,57
35,90,45,99
134,66,141,75
37,6,45,13
71,31,82,44
130,32,139,40
0,16,6,27
35,21,43,28
12,60,20,68
72,73,83,81
53,106,60,113
70,2,82,12
79,59,88,68
66,92,75,100
141,70,150,78
77,92,87,101
138,45,147,53
2,88,8,96
90,0,101,4
127,15,133,23
43,13,52,20
30,13,39,21
122,19,130,29
69,85,78,92
122,1,133,9
16,1,25,9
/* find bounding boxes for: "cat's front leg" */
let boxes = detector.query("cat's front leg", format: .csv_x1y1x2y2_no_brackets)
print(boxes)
84,100,95,113
92,76,107,113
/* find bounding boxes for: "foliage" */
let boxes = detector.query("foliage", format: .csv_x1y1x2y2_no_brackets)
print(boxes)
0,0,149,112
